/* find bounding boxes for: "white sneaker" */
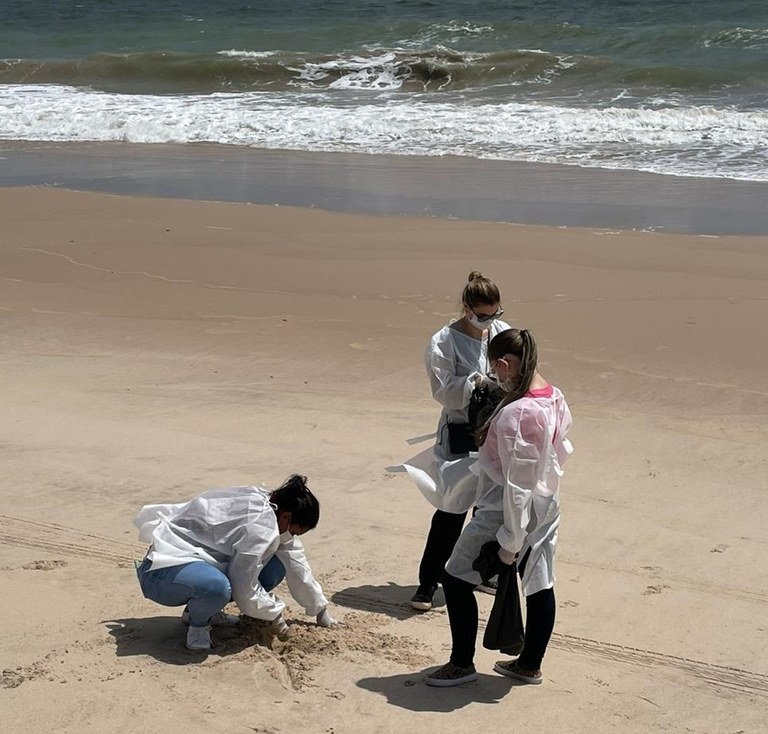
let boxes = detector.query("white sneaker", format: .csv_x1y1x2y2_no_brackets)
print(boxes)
181,609,240,627
186,625,212,651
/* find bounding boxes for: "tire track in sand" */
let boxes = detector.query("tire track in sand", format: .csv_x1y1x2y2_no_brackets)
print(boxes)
0,514,142,566
332,588,768,697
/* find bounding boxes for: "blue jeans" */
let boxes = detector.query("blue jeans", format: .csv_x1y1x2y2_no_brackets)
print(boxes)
137,555,286,627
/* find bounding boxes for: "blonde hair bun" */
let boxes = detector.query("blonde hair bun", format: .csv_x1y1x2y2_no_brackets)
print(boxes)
467,270,483,282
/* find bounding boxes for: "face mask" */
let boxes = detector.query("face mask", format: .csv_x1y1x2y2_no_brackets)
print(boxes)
492,358,518,393
280,530,294,542
467,314,489,330
485,371,500,385
499,376,518,393
466,305,503,331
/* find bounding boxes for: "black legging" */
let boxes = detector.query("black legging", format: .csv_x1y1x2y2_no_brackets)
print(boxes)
418,509,467,587
441,552,556,670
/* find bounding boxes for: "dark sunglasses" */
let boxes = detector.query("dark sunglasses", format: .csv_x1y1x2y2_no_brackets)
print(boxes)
471,306,504,324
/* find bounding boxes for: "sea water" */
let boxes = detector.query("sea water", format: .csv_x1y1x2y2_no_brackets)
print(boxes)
1,0,767,180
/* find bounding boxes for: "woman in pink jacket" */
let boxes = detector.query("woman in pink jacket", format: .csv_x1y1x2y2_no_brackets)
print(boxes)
426,328,574,687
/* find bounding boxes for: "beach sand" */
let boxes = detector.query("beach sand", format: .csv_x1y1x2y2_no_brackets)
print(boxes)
1,186,767,732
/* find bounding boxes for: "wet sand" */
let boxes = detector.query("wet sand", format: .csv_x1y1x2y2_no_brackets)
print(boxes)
3,140,768,234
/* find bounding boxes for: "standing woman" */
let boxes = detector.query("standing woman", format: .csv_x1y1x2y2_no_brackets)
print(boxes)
411,271,510,611
426,328,573,686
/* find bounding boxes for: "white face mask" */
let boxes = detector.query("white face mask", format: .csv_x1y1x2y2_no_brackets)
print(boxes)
491,359,518,393
467,314,490,331
499,376,519,393
280,530,294,542
466,306,503,331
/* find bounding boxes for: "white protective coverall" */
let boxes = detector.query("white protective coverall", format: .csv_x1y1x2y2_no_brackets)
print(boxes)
445,385,573,596
134,485,328,621
427,319,511,462
402,319,510,514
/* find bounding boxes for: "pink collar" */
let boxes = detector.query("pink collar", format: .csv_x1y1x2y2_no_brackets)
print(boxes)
525,384,554,398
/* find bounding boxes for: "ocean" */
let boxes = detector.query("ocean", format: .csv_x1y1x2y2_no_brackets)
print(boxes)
2,0,767,181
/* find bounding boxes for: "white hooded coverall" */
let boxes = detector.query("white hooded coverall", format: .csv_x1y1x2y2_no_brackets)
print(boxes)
134,485,328,621
401,319,511,514
426,319,511,462
445,385,573,596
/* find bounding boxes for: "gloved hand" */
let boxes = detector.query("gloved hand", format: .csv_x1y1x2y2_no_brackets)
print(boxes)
316,607,338,628
498,546,518,566
473,373,495,389
271,614,291,640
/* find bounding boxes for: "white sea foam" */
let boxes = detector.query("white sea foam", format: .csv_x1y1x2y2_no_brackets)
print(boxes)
218,49,279,59
404,20,495,47
290,52,412,90
702,27,768,50
434,20,494,36
2,85,767,181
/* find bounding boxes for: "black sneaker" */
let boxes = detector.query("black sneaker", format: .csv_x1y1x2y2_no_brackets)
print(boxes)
410,583,438,611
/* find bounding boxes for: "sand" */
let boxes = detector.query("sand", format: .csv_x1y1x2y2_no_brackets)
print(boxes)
1,186,767,733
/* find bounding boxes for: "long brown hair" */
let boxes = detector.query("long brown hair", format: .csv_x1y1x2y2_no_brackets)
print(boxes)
476,328,538,447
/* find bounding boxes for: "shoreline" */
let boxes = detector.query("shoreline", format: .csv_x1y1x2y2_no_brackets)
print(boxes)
3,140,768,235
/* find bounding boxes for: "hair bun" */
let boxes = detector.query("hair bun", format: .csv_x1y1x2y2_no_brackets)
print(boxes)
468,270,483,282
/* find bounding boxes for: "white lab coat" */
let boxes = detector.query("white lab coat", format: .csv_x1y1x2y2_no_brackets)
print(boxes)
134,485,328,621
445,386,573,596
401,319,510,514
426,319,511,462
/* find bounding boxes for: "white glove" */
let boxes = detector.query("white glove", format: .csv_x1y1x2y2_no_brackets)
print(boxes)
478,374,495,388
271,614,291,640
498,547,518,566
316,607,338,628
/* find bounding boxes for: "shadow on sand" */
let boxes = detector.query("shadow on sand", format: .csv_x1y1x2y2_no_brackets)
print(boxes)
357,669,515,712
331,582,446,620
103,614,277,665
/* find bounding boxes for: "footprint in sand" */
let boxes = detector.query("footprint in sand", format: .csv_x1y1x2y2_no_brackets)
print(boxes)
643,584,670,596
22,559,68,571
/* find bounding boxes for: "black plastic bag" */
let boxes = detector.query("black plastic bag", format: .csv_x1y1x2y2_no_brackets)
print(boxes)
446,422,476,455
472,540,525,655
467,384,504,434
447,384,504,455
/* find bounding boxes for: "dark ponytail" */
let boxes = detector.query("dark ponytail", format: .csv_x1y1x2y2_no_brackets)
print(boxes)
476,328,539,447
270,474,320,530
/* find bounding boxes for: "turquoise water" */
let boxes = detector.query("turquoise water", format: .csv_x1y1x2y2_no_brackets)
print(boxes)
2,0,767,179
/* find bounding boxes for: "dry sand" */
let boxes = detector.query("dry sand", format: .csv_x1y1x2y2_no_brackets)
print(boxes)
1,187,767,732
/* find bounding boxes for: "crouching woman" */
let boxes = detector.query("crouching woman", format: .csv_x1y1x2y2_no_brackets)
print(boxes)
134,474,336,651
